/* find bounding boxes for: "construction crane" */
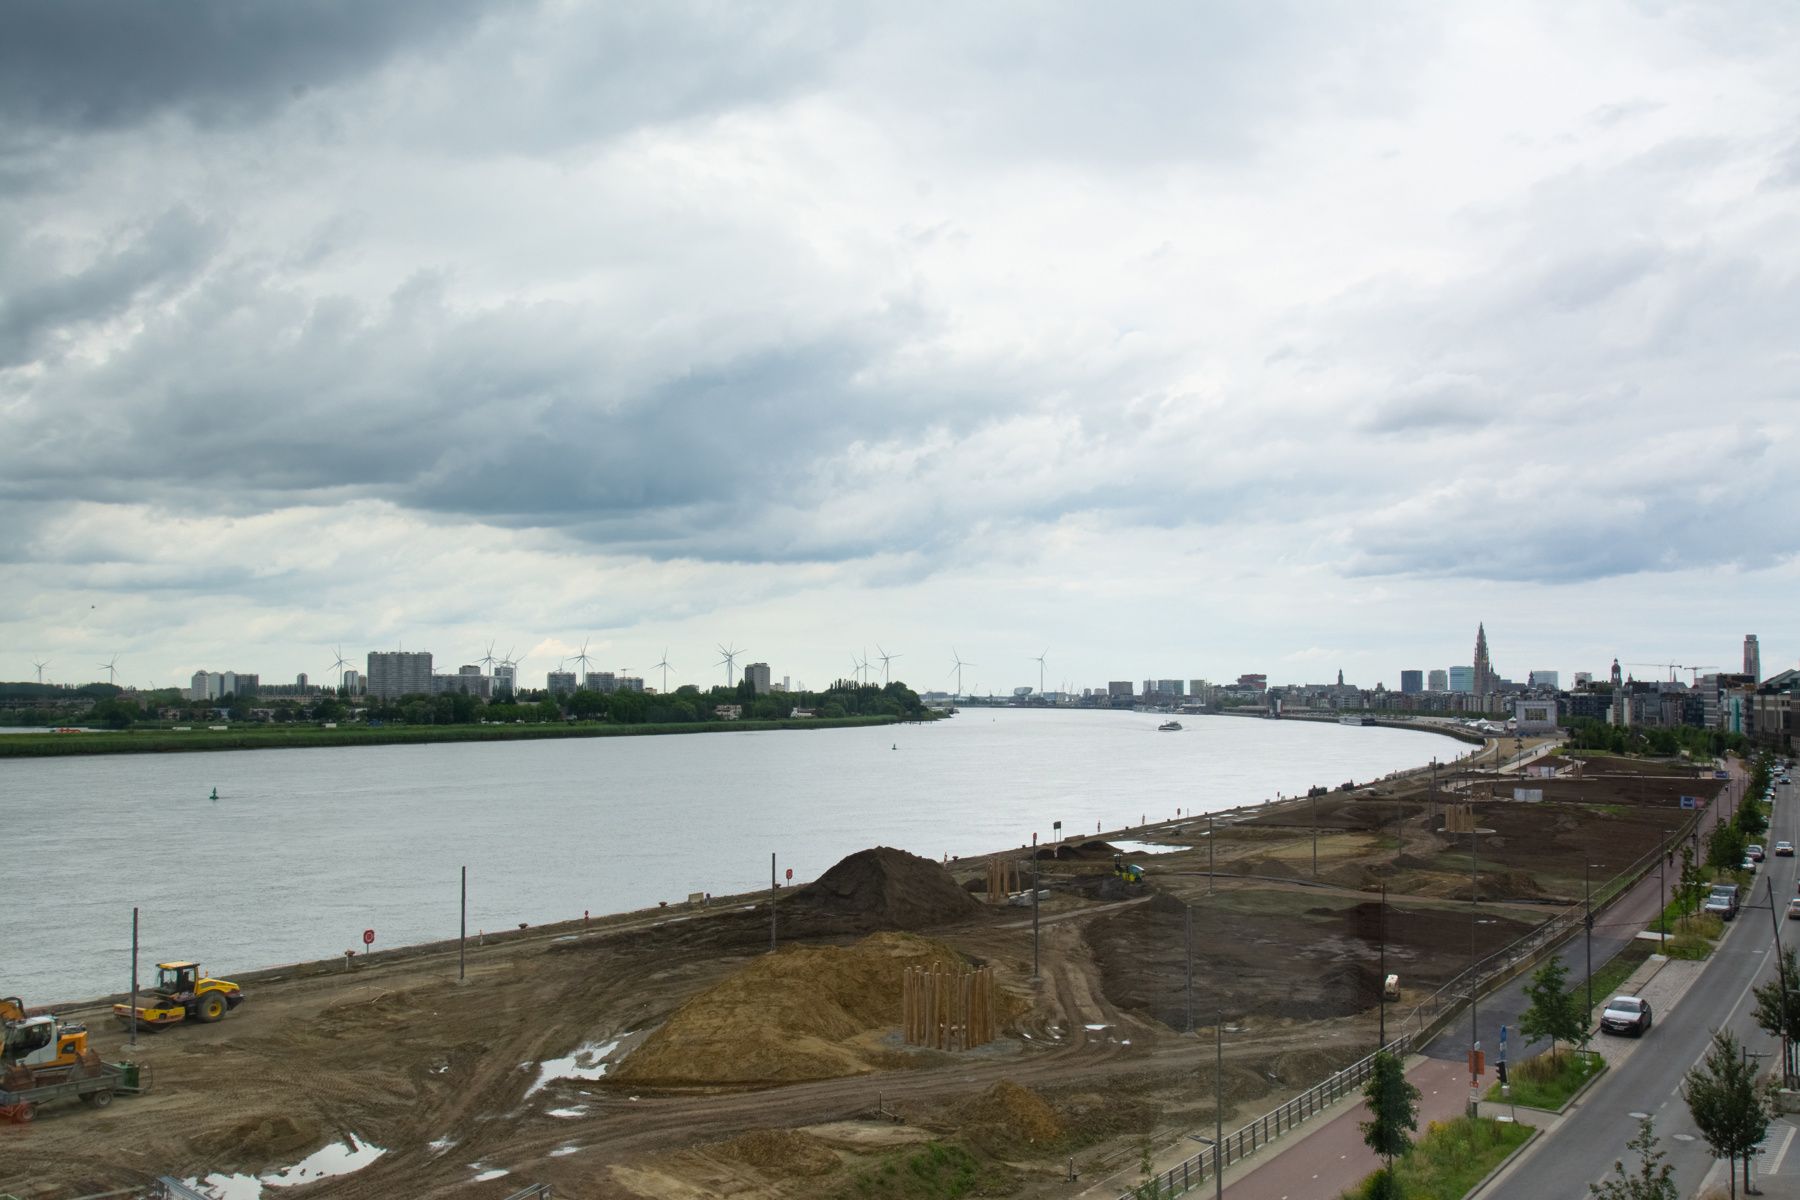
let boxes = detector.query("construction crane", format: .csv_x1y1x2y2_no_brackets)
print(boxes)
1625,662,1719,685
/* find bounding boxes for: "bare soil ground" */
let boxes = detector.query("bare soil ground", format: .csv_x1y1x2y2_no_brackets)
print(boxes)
1,743,1723,1199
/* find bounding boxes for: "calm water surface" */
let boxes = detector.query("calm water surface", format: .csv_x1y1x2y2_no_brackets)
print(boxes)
2,710,1461,1004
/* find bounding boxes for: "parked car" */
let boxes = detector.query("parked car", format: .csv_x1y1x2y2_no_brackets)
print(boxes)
1749,845,1766,862
1600,995,1653,1037
1777,841,1794,857
1786,897,1800,920
1706,884,1741,920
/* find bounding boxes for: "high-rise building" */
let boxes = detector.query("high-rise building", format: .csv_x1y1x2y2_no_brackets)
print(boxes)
1745,634,1761,681
343,669,362,694
585,671,615,692
1108,681,1134,697
744,662,772,694
1400,670,1423,694
1472,624,1496,696
1448,666,1475,693
1428,669,1448,692
546,670,576,696
367,652,433,700
189,670,260,700
1528,670,1559,690
1156,679,1185,696
1573,671,1592,688
492,664,515,695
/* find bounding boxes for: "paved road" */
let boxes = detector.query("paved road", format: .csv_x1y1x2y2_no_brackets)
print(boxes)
1488,767,1796,1199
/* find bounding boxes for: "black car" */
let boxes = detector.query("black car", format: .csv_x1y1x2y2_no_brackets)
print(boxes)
1600,995,1653,1036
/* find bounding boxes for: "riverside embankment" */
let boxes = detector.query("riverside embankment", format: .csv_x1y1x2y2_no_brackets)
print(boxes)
0,713,909,757
4,708,1468,1008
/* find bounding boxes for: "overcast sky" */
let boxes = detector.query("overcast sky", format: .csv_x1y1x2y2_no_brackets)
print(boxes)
3,1,1797,696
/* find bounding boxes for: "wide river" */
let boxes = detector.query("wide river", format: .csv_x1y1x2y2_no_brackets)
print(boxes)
3,710,1463,1005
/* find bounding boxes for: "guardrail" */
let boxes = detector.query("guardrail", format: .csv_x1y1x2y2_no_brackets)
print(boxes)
1117,1033,1416,1199
1113,826,1688,1199
501,1186,552,1200
153,1181,212,1200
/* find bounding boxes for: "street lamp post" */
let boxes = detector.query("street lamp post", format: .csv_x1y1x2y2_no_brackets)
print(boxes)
1031,832,1040,982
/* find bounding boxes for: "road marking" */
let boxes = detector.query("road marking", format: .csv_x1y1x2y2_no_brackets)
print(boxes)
1763,1122,1796,1175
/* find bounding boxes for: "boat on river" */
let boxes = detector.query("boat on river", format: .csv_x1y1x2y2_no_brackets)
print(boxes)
1158,720,1182,732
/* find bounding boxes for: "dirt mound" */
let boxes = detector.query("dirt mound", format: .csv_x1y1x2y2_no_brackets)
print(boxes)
714,1129,841,1177
612,932,1002,1086
189,1114,323,1166
1449,868,1548,901
953,1081,1067,1151
788,847,982,932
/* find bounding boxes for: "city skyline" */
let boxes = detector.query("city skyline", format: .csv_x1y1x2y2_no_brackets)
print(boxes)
8,624,1779,698
5,5,1798,704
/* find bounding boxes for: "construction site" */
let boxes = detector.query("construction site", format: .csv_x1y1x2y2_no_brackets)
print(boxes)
1,738,1725,1199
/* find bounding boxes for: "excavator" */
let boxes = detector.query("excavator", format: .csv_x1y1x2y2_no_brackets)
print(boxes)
111,961,245,1030
2,996,102,1093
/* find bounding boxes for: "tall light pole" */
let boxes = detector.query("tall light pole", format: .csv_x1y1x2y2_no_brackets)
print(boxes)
1209,814,1216,895
1311,791,1319,879
1379,884,1388,1052
1584,860,1595,1023
1031,832,1040,982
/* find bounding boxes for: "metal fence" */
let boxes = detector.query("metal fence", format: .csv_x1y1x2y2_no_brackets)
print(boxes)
1113,831,1682,1199
501,1186,552,1200
1116,1032,1416,1199
153,1181,213,1200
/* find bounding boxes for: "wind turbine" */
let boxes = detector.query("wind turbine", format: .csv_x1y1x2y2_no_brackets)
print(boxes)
877,644,901,687
99,655,120,686
329,647,351,691
1033,649,1048,697
32,659,48,685
477,641,498,673
653,648,674,694
717,643,743,687
949,649,974,700
572,638,595,683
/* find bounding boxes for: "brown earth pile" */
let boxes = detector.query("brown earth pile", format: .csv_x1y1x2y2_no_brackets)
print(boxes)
787,847,982,933
953,1081,1066,1151
611,931,987,1086
714,1129,842,1177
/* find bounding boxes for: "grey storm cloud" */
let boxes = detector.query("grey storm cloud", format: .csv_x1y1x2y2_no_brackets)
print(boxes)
0,0,501,136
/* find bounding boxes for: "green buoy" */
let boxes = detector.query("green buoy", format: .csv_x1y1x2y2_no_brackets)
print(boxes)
210,787,219,801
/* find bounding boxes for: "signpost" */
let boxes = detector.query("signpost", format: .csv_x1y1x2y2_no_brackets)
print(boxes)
363,928,375,951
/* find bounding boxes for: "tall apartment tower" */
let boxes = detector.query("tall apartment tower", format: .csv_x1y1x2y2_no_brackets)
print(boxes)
1472,624,1496,696
1745,634,1761,682
1428,669,1448,692
744,662,772,694
366,651,433,700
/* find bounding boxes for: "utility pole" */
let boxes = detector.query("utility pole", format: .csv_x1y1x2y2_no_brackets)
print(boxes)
1215,1014,1225,1200
1584,861,1594,1022
1031,832,1040,982
1311,791,1319,879
1379,884,1387,1051
459,866,467,982
770,852,778,953
1659,833,1669,948
1766,875,1793,1086
1209,814,1216,895
1185,906,1194,1034
129,906,139,1047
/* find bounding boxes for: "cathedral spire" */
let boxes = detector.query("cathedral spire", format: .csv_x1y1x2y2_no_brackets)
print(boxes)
1473,623,1494,696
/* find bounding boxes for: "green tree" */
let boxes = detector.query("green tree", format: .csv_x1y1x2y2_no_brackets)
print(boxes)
1359,1050,1420,1187
1518,958,1586,1064
1752,947,1800,1066
1590,1117,1676,1200
1675,843,1708,924
1683,1029,1772,1200
1708,821,1748,872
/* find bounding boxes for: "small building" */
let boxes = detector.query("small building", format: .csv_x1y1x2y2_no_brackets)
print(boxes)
714,705,743,721
1514,698,1557,735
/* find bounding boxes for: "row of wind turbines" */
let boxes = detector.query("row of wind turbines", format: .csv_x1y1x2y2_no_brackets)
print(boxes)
27,655,121,687
947,647,1052,699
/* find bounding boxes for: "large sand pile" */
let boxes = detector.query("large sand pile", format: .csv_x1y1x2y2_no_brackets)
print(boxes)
612,931,998,1086
953,1081,1066,1152
786,846,982,933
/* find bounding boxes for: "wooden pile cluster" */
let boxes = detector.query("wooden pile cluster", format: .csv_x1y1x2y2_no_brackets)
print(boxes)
902,963,996,1050
1443,804,1475,833
986,858,1022,901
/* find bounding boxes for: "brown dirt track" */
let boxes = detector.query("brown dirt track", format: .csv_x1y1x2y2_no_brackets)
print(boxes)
0,747,1728,1198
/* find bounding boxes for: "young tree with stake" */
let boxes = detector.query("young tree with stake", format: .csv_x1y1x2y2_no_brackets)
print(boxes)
1683,1029,1773,1200
1589,1116,1677,1200
1518,957,1586,1065
1360,1050,1420,1197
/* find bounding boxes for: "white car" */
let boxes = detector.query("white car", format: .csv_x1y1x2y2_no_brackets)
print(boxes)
1600,995,1653,1037
1778,841,1794,858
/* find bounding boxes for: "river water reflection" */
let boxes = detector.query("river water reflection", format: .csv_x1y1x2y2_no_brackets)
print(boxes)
2,709,1461,1004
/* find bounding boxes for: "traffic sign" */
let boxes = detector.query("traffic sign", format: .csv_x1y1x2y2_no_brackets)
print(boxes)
785,868,793,882
363,928,375,947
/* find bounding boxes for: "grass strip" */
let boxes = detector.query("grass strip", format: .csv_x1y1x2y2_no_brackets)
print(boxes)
1343,1116,1534,1200
1485,1050,1603,1110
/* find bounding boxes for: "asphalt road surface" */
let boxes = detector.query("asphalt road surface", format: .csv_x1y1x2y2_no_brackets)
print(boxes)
1488,767,1796,1199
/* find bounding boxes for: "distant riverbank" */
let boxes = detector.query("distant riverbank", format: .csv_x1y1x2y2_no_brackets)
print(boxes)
0,713,914,757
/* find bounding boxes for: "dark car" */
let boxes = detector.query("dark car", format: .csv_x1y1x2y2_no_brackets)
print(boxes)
1600,995,1653,1037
